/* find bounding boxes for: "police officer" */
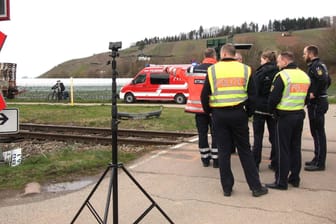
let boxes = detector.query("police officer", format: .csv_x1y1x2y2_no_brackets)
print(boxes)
176,48,218,168
201,43,268,197
252,50,279,171
303,45,331,171
266,51,310,190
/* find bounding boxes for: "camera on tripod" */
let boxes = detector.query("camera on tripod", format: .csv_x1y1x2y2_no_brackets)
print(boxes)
109,41,122,51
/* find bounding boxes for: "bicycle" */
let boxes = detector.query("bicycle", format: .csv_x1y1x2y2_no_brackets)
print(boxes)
47,89,69,102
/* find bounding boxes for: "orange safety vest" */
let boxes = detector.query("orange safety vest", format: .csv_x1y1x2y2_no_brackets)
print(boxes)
172,67,206,113
173,68,204,113
185,71,207,113
185,58,217,113
171,58,216,113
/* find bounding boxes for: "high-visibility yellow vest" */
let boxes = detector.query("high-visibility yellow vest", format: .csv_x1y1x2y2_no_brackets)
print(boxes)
208,61,251,107
275,69,310,111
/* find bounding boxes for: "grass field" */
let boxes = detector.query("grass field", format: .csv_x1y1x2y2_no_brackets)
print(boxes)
0,104,195,190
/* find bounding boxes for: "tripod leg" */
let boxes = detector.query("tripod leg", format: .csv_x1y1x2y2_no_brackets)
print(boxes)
103,165,117,223
71,165,112,224
121,165,174,224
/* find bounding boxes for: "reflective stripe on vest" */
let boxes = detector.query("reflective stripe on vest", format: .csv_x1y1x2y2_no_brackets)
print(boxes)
276,69,310,111
185,72,207,113
208,62,250,107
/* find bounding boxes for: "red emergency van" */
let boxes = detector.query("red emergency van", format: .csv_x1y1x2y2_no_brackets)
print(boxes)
119,64,190,104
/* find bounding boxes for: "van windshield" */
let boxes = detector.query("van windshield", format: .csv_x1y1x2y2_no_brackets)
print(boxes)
150,73,169,84
133,74,146,84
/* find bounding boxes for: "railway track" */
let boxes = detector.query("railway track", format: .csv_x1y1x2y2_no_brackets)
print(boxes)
12,123,197,146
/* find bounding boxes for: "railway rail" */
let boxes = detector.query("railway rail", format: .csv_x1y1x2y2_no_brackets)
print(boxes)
10,123,197,146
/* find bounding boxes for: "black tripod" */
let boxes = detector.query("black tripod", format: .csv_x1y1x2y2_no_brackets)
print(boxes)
71,42,174,224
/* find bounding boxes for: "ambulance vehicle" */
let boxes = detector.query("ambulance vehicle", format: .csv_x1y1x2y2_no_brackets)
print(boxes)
119,64,190,104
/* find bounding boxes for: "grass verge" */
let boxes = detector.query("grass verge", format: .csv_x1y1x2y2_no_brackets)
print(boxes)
0,148,138,190
0,104,195,190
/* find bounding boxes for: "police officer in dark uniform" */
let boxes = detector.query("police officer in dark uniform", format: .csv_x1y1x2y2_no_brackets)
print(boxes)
201,43,268,197
303,45,331,171
266,51,310,190
252,50,279,171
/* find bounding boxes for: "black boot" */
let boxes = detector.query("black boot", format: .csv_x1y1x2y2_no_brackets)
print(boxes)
213,159,219,168
201,158,210,167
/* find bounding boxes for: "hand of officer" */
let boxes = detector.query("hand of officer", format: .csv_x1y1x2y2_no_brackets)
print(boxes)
244,106,254,117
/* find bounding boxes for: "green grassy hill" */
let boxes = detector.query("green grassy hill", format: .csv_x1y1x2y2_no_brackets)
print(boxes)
40,28,336,79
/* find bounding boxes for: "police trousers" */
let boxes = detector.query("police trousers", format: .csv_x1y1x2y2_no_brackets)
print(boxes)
252,114,276,168
195,113,218,161
195,113,216,149
211,107,262,192
274,111,305,187
307,98,328,167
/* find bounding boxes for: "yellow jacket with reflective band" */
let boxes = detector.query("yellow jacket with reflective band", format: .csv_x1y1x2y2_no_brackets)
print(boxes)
275,69,310,111
207,61,251,107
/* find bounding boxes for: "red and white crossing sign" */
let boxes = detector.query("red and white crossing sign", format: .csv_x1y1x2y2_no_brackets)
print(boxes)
0,31,6,51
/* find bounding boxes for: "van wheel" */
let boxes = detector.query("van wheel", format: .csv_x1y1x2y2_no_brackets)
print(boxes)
174,94,186,104
125,93,135,103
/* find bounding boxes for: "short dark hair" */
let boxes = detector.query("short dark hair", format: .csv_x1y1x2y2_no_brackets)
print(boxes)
279,51,295,62
261,50,277,62
220,43,236,57
204,48,216,58
306,45,319,56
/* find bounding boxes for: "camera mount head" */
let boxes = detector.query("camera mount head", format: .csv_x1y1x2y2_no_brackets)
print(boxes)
109,41,122,59
109,41,122,51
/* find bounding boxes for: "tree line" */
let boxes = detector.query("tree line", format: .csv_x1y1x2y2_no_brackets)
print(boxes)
134,17,329,49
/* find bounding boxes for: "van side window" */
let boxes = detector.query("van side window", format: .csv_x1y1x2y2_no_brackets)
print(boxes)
134,74,146,84
150,73,169,84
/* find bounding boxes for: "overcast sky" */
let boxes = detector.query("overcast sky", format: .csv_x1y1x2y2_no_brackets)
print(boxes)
0,0,335,79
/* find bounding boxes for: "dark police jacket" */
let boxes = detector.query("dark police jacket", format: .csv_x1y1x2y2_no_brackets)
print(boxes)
187,57,216,74
252,62,279,114
307,58,331,102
